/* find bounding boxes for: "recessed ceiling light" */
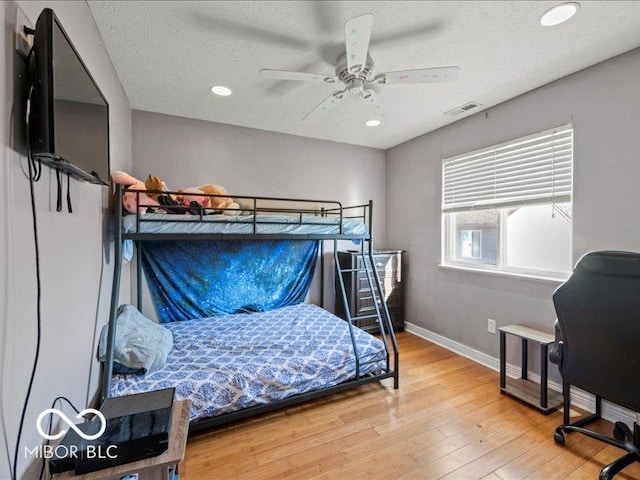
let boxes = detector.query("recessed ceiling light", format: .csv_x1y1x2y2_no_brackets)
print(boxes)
210,85,232,96
365,119,381,127
540,2,580,26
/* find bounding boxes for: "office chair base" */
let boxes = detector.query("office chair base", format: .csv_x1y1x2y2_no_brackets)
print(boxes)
599,452,639,480
553,430,565,445
555,425,626,450
555,417,640,480
613,421,633,442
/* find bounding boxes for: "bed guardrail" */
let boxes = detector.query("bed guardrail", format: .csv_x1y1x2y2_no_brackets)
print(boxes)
116,186,373,239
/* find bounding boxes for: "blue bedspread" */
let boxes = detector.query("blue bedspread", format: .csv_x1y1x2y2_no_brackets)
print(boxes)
141,240,318,322
110,304,387,423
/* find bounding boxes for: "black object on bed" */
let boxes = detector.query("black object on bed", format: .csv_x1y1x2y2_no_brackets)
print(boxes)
102,185,399,432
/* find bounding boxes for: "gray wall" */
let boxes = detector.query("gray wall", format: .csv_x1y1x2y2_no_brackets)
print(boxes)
386,47,640,363
0,2,131,478
131,110,386,320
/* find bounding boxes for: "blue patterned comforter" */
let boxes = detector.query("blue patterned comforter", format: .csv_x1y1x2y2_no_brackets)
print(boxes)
110,303,387,423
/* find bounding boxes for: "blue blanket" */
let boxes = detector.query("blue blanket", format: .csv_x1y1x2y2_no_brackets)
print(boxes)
141,240,318,323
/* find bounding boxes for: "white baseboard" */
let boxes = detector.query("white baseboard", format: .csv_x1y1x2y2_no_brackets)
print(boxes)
405,322,635,426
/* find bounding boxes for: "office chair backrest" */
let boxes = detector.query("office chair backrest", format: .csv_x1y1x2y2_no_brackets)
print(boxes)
553,251,640,413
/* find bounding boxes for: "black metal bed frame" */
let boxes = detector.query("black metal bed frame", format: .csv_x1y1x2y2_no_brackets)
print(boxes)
102,184,399,432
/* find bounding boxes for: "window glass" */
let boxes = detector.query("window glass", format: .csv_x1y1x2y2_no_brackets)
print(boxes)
505,203,572,273
452,211,497,266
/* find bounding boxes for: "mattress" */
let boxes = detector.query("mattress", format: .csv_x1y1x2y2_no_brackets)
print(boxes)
123,213,367,236
122,213,367,261
110,303,387,423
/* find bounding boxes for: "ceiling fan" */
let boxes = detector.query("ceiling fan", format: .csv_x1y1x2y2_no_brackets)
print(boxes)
260,13,460,123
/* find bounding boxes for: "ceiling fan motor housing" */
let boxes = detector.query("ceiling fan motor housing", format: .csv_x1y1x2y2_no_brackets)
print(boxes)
336,52,376,91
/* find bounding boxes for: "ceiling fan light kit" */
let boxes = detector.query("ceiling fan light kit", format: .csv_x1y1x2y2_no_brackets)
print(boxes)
259,13,460,123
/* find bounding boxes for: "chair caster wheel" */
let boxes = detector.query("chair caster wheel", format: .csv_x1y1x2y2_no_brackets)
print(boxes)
554,430,565,445
613,421,631,442
599,470,613,480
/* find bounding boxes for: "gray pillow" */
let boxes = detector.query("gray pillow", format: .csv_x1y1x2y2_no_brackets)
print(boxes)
99,304,173,373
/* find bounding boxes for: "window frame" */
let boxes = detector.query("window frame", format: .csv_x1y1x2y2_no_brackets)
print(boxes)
440,126,574,280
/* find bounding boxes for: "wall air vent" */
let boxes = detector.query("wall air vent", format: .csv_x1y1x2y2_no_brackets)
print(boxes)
445,102,482,116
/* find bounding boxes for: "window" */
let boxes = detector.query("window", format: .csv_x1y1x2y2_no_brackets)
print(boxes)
460,230,482,259
442,125,573,278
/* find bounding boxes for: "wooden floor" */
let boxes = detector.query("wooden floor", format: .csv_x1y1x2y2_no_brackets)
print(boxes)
182,332,640,480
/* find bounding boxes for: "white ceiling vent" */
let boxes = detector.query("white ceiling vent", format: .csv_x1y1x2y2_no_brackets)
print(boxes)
445,102,482,116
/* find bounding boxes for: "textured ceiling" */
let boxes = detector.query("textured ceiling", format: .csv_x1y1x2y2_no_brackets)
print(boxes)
88,1,640,149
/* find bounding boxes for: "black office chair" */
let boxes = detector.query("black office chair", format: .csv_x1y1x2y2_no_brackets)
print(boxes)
550,251,640,480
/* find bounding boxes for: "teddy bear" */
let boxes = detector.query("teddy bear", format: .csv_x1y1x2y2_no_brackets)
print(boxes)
198,184,240,216
111,171,160,215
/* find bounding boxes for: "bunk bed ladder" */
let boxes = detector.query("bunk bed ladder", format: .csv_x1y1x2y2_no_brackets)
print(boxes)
334,246,398,388
332,202,399,389
334,239,362,380
364,242,400,389
363,201,399,389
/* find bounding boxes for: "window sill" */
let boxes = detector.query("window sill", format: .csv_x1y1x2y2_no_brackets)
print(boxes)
438,264,569,284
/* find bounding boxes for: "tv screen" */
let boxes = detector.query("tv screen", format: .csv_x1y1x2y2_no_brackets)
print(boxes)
30,8,109,185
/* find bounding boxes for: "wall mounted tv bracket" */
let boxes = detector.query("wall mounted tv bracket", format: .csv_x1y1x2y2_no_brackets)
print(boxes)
15,6,35,59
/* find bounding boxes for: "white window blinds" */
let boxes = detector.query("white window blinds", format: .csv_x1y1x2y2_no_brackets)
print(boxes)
442,125,573,212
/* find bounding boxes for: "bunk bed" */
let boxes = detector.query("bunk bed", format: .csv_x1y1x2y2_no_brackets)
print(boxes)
102,185,399,432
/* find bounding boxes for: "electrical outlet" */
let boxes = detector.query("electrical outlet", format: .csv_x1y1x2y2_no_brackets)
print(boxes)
487,318,497,334
16,6,34,59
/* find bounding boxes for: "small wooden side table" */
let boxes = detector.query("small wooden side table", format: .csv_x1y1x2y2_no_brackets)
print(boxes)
54,399,191,480
499,324,563,413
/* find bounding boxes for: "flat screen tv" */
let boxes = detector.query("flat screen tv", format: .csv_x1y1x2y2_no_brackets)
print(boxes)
29,8,109,186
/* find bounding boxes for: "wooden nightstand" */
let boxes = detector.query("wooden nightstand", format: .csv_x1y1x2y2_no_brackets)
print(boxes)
54,399,191,480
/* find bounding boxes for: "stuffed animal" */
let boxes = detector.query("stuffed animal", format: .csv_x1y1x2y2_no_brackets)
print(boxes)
145,175,183,211
145,175,176,202
112,172,241,216
111,171,140,188
198,184,240,216
177,187,210,209
111,171,160,215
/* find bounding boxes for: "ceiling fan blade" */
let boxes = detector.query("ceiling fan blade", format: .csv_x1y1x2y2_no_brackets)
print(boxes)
369,21,444,48
311,0,342,33
375,66,460,85
344,14,374,75
302,90,347,122
190,14,311,50
260,69,339,84
361,89,391,120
